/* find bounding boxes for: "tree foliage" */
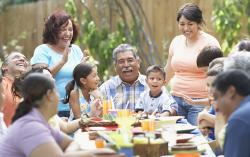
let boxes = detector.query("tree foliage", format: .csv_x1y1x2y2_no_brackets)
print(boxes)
213,0,250,54
65,0,158,81
65,0,136,80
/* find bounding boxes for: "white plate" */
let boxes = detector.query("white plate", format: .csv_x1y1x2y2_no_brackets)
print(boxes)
175,124,197,133
88,127,106,131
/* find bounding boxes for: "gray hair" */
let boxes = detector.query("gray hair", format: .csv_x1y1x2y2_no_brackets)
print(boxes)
208,57,225,70
112,44,138,63
223,52,250,74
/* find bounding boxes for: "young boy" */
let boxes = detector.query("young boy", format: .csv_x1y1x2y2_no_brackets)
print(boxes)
135,65,177,116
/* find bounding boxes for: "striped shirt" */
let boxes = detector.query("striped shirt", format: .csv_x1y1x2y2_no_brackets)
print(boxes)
100,74,148,111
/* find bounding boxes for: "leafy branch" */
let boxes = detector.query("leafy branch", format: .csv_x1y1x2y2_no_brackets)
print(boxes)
213,0,250,54
65,0,158,80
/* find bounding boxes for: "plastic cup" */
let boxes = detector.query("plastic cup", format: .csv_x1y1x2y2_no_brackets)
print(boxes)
141,120,149,131
102,100,108,115
148,119,155,131
117,109,130,118
103,100,112,115
141,119,155,132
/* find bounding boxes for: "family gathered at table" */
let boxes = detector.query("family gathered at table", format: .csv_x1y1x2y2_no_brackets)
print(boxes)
1,2,250,157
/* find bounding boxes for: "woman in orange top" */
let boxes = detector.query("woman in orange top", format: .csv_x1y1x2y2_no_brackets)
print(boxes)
1,52,28,126
164,3,220,125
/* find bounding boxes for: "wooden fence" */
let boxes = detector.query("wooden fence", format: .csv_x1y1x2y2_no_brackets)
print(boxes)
0,0,216,63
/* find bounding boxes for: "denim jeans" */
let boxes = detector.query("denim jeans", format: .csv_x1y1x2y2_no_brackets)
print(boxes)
173,96,204,126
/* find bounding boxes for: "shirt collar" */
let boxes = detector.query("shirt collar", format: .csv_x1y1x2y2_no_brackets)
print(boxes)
235,95,250,111
115,74,147,87
149,90,163,98
228,95,250,121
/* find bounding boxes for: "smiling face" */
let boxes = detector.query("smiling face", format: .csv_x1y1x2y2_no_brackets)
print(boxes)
81,67,100,91
178,16,200,40
57,19,73,49
146,71,165,96
2,52,28,78
115,51,140,84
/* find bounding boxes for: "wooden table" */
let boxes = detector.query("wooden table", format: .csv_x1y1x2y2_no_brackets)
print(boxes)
74,130,215,157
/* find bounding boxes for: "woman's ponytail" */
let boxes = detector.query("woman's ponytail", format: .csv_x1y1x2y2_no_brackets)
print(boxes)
12,99,33,123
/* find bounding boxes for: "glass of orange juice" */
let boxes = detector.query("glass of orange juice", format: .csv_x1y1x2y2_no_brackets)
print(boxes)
103,99,113,115
141,119,155,132
141,119,149,131
148,119,155,131
95,138,105,148
102,100,108,115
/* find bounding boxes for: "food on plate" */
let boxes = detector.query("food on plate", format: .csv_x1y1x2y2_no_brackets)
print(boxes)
88,131,99,140
171,143,197,151
79,118,118,131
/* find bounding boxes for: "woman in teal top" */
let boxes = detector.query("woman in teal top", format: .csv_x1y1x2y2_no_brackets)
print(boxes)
31,10,84,117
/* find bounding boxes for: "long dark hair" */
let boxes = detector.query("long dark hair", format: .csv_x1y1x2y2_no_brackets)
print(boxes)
12,73,55,123
63,63,95,104
43,10,78,45
177,3,204,25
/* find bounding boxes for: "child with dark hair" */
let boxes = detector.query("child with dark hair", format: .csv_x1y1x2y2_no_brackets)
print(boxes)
63,63,102,120
11,66,81,134
135,65,177,116
182,45,224,106
196,45,223,71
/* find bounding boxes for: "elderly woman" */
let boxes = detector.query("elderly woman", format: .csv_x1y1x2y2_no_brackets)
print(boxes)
0,73,113,157
31,10,85,118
